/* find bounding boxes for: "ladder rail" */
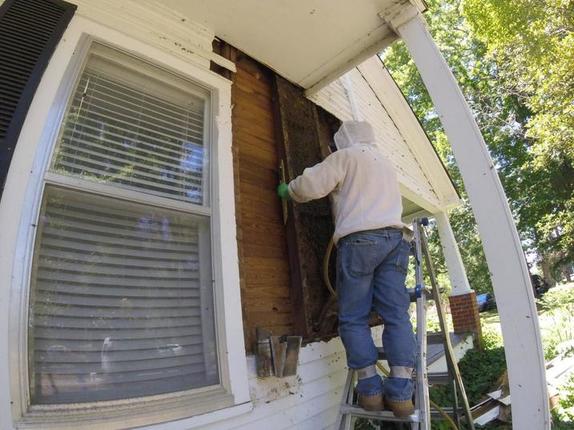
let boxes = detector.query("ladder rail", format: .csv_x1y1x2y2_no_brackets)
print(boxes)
418,224,475,429
335,369,355,430
413,220,431,430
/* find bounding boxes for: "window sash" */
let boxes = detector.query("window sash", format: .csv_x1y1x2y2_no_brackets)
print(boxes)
28,186,219,405
49,42,212,208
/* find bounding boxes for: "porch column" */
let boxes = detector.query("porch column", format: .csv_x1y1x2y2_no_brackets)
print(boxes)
434,211,482,340
384,8,550,429
434,211,471,296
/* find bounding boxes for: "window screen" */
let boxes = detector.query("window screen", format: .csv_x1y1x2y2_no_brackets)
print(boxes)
27,43,218,405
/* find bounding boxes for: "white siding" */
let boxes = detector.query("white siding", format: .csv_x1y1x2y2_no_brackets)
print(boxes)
198,337,347,430
69,0,235,73
199,331,389,430
309,65,443,212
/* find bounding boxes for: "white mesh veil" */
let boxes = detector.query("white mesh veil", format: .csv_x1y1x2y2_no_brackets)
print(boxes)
333,121,376,150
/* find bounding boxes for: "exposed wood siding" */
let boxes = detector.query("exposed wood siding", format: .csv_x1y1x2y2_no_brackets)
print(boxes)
272,76,336,340
231,53,294,352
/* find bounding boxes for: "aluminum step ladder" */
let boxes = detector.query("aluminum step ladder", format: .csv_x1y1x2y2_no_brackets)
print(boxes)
334,218,475,430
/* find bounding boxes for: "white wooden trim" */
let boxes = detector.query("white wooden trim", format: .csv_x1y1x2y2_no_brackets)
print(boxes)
356,57,459,209
136,401,254,430
209,81,251,405
69,0,236,73
433,211,472,296
304,33,398,95
401,208,431,225
399,183,441,214
44,172,213,217
392,11,550,428
308,70,445,214
0,15,249,430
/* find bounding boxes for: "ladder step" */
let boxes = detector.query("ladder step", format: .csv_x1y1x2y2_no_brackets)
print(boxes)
428,371,451,385
427,332,447,345
340,405,421,423
427,332,465,345
431,406,455,417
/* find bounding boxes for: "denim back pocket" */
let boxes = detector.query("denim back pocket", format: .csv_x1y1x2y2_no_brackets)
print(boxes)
340,236,379,277
349,237,376,246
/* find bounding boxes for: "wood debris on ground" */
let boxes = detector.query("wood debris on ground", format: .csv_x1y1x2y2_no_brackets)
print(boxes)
471,341,574,426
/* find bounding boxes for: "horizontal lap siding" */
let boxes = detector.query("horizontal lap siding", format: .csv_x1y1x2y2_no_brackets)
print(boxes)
231,53,294,352
201,338,349,430
308,69,439,207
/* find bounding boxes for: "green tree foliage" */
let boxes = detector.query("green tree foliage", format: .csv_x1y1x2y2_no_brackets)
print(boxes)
383,0,574,292
383,0,497,293
462,0,574,277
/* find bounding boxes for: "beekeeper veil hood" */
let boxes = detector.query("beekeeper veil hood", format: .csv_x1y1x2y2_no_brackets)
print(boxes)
333,121,376,150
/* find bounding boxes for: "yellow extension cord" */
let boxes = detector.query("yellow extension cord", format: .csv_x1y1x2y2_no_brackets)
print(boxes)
322,238,459,430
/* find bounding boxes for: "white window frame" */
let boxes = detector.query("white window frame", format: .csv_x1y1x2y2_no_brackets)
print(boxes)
0,16,250,430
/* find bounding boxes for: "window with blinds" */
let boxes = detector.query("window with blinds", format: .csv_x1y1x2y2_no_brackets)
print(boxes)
27,43,218,405
52,43,209,206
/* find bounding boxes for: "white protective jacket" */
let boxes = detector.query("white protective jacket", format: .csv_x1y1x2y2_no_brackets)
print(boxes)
288,121,404,243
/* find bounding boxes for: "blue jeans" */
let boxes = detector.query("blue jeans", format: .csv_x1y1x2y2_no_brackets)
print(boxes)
337,228,416,401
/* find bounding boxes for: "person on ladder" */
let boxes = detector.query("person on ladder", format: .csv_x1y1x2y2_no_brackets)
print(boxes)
277,121,417,417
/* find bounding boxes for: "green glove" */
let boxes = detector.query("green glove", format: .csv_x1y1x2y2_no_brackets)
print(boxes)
277,182,291,200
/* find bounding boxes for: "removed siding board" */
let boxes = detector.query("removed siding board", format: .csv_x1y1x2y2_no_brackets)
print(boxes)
231,52,295,352
308,68,441,210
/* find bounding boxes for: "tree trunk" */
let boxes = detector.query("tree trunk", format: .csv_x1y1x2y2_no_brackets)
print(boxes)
540,255,557,288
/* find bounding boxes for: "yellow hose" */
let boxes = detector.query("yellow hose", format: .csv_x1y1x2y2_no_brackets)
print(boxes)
430,400,459,430
322,237,337,297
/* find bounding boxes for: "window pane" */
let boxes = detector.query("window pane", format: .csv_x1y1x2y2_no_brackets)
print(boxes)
51,44,209,206
28,186,219,404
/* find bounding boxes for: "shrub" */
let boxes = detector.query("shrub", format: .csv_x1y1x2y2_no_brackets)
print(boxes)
431,329,506,407
555,373,574,422
538,288,574,361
